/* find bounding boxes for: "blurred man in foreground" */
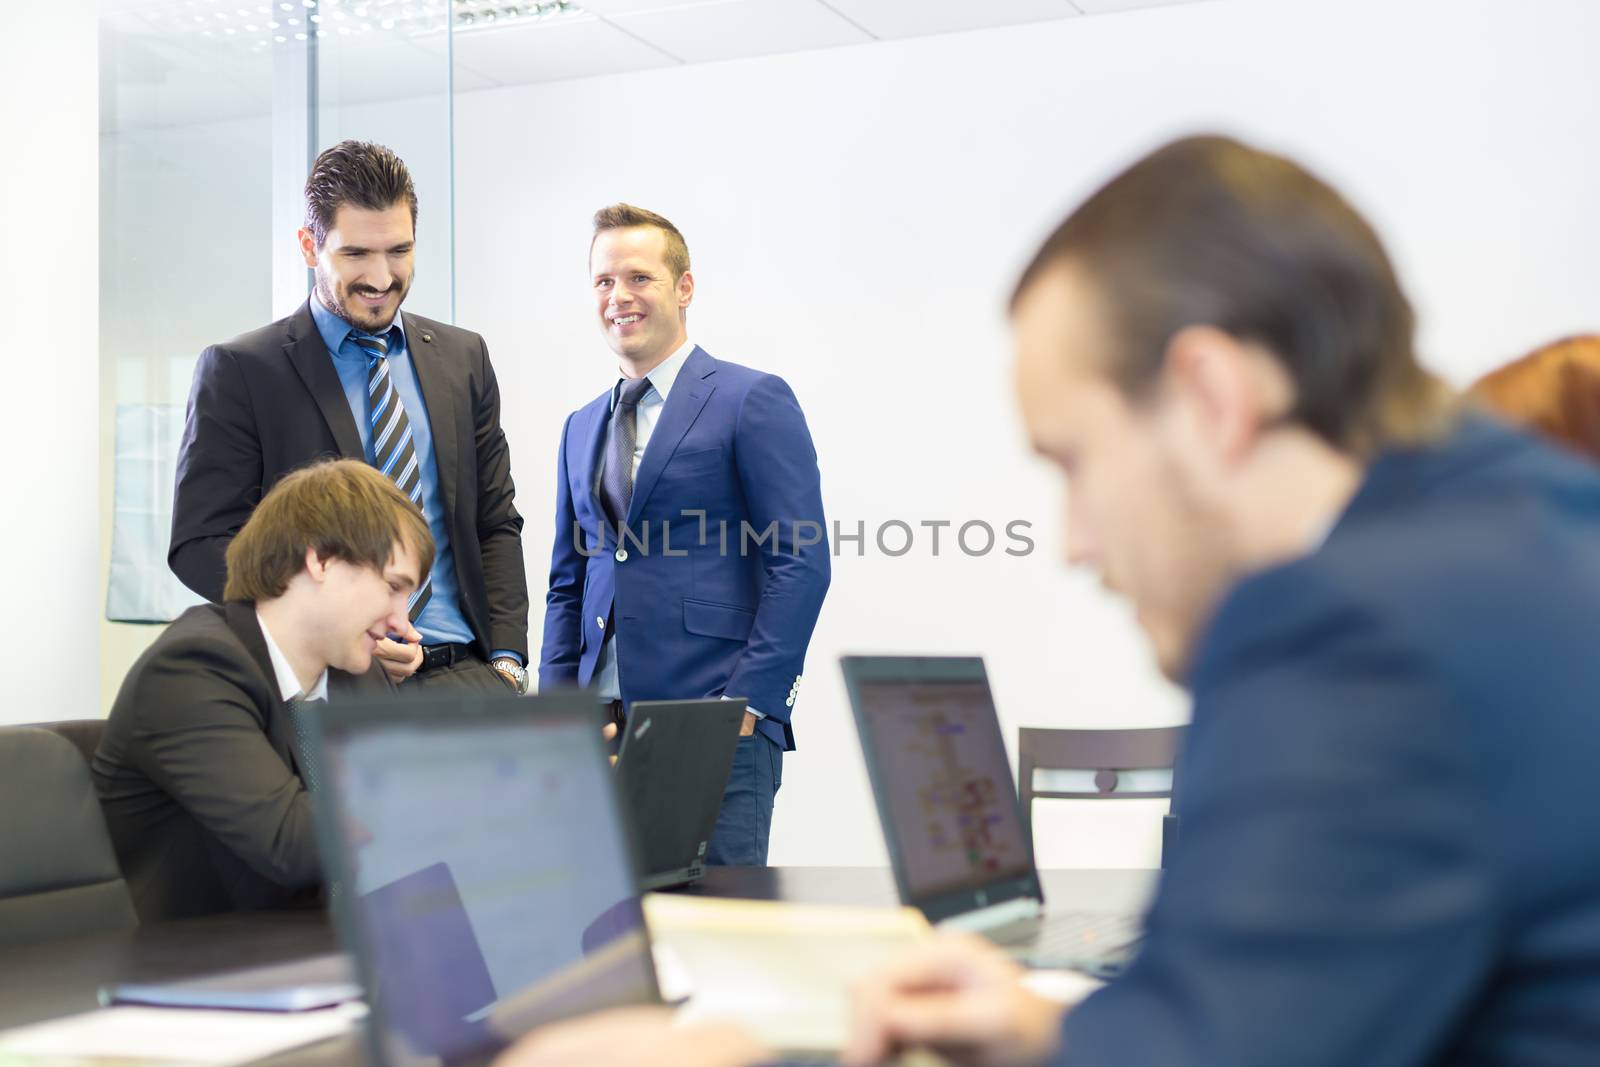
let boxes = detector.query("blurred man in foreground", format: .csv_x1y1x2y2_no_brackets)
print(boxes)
497,136,1600,1066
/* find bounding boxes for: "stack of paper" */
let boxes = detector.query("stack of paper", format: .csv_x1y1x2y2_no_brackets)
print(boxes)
0,1003,363,1067
643,894,930,1053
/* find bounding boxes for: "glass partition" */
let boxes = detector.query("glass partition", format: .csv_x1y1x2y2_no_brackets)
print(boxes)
98,0,455,707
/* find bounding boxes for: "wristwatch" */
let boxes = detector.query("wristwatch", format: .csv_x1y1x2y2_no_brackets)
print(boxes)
491,657,529,695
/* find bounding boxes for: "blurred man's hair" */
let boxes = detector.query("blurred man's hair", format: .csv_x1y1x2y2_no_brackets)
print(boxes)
1471,334,1600,463
224,459,434,602
1013,134,1449,457
592,203,691,281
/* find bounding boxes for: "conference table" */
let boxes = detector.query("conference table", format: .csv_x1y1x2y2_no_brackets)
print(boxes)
0,866,1157,1065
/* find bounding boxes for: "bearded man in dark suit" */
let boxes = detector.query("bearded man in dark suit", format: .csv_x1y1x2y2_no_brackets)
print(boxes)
170,139,529,696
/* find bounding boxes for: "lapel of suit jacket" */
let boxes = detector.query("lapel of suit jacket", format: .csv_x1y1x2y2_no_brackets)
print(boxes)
221,600,298,769
405,312,462,522
284,301,364,461
577,395,610,514
627,346,717,526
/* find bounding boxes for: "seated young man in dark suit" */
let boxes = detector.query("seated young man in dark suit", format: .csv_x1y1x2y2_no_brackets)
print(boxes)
94,459,430,923
493,138,1600,1067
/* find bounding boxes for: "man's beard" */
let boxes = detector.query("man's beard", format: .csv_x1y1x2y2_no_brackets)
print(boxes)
314,269,407,331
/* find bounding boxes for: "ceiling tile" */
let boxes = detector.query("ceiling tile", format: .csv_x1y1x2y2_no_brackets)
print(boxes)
407,33,513,91
1072,0,1208,13
579,0,727,13
608,0,871,64
819,0,1078,40
448,14,680,85
319,36,463,103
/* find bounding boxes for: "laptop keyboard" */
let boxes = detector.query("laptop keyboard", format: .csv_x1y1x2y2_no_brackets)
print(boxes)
1000,911,1142,977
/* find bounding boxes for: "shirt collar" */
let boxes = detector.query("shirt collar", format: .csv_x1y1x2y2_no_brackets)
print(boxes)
611,340,695,411
256,609,330,703
308,294,408,363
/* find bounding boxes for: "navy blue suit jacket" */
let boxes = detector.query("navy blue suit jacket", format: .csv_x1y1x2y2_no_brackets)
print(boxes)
1062,416,1600,1065
538,347,830,750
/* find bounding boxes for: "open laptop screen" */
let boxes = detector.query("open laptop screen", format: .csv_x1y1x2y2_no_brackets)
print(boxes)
314,699,658,1067
849,665,1035,904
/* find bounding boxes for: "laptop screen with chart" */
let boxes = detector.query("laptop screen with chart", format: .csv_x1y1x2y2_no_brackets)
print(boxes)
843,656,1044,923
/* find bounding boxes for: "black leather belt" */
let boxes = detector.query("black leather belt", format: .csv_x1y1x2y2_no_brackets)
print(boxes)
418,643,474,674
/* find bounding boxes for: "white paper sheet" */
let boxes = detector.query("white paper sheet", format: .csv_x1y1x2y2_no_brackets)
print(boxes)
0,1003,364,1067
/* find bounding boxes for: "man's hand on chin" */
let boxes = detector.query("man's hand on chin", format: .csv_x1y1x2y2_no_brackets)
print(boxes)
374,626,424,682
491,1007,769,1067
843,934,1068,1067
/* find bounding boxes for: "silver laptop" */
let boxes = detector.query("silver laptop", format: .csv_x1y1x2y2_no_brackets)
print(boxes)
840,656,1142,977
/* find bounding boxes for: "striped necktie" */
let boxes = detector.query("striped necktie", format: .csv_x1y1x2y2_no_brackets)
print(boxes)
354,328,432,621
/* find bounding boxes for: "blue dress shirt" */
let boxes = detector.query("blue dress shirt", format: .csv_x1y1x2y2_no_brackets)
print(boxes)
309,297,517,661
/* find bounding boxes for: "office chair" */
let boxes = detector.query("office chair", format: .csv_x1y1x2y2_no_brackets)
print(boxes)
23,718,106,768
0,727,137,948
1017,725,1185,868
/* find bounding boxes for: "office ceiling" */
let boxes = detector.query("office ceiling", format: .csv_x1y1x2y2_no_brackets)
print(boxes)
100,0,1212,128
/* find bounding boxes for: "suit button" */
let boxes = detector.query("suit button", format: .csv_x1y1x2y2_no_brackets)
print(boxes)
785,696,795,708
596,616,605,630
615,548,628,563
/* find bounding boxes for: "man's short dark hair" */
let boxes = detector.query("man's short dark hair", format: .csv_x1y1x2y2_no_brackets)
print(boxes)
303,140,418,250
223,459,434,603
1013,135,1446,456
591,203,691,281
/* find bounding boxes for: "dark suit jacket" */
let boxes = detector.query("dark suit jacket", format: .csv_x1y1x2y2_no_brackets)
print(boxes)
170,300,528,660
538,347,830,750
92,601,392,923
1060,415,1600,1065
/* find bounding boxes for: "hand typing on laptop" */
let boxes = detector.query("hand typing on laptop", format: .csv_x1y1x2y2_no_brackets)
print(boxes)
843,934,1065,1067
487,933,1066,1067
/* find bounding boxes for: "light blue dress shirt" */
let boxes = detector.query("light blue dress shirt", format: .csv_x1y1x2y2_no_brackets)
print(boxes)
308,297,490,653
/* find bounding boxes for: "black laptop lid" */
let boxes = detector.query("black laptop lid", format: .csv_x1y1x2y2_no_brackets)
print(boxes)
616,698,746,884
841,656,1043,923
307,693,659,1067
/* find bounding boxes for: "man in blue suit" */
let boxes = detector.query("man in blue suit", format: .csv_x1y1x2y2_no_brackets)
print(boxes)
539,204,830,866
498,138,1600,1066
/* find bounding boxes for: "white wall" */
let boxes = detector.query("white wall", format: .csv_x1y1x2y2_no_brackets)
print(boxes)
1,5,100,725
452,0,1600,866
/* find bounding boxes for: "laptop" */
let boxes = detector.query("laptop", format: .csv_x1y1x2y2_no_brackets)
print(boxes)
304,692,662,1067
840,655,1143,977
615,698,747,890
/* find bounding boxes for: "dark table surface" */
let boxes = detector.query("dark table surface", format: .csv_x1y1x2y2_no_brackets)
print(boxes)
0,866,1156,1063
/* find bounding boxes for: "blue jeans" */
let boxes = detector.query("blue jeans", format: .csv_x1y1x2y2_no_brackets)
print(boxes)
705,733,783,866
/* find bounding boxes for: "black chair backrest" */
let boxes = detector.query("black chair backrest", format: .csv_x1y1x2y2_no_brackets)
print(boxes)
0,727,138,948
24,718,106,768
1016,725,1186,862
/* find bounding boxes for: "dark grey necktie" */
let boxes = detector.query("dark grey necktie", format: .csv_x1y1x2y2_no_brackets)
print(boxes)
599,377,654,528
355,329,432,622
287,697,327,792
